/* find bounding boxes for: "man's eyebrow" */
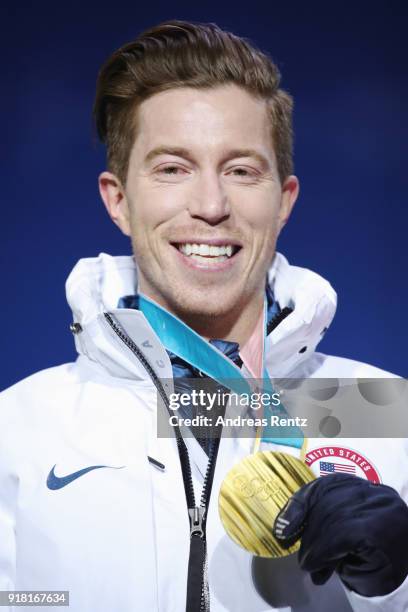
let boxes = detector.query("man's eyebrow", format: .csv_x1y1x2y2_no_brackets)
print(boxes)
144,146,194,165
143,146,271,167
222,148,271,168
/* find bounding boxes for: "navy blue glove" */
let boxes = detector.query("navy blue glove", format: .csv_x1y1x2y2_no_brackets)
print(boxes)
273,474,408,597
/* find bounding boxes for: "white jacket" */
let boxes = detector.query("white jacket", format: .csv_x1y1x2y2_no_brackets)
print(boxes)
0,252,407,612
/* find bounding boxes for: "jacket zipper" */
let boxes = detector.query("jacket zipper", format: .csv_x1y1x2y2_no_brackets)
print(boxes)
104,312,219,611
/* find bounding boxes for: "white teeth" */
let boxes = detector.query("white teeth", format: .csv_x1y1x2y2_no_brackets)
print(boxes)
178,243,236,257
199,244,210,256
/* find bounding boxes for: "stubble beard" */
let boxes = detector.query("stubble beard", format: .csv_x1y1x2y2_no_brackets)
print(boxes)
132,231,276,339
136,256,266,342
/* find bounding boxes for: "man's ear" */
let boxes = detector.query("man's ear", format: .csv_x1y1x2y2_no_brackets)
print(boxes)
278,175,300,234
98,171,131,237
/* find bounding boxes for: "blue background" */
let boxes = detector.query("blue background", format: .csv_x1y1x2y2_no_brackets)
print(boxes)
2,1,407,390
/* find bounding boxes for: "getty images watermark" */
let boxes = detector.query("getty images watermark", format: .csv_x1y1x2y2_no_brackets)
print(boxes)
156,378,408,439
166,388,307,428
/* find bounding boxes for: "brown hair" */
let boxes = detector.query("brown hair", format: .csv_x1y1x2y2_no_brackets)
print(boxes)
94,20,294,185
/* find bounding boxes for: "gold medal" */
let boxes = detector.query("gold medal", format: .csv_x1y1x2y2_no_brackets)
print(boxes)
218,451,315,558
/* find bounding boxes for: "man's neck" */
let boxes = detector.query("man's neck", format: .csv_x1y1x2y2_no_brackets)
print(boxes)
166,294,264,347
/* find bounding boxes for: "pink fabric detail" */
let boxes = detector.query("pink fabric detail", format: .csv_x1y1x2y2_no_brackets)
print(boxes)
239,304,265,378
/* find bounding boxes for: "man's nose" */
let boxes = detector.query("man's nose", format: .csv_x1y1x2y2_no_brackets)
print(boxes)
187,171,231,225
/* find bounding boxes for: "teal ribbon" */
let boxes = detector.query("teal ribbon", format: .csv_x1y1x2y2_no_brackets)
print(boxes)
139,294,303,449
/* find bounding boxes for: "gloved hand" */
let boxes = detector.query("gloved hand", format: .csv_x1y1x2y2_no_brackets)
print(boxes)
273,474,408,597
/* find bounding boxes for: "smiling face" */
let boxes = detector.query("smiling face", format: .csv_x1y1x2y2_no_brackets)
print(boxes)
99,84,299,342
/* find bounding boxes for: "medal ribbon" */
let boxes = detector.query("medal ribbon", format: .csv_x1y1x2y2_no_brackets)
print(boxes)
139,294,304,450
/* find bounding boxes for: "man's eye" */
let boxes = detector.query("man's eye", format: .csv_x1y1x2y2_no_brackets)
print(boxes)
159,166,184,175
231,168,254,178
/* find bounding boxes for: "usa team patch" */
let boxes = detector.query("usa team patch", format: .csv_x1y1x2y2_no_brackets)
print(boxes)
304,446,381,483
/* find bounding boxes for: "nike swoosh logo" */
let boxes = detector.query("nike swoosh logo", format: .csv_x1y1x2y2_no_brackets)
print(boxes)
47,464,125,490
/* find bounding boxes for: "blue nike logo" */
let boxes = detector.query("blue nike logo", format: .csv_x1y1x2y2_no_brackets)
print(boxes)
47,464,124,490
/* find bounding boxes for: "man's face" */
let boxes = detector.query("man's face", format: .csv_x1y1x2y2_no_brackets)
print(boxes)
100,84,298,322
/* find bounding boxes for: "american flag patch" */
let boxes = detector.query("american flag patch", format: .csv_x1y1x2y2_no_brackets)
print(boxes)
320,461,356,475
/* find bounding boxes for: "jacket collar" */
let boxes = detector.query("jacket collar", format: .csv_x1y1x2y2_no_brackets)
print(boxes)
65,252,337,380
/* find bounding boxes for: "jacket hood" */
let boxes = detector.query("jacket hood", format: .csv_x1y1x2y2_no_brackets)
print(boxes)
65,252,337,380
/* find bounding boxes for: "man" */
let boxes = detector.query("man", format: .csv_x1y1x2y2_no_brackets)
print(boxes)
0,19,407,612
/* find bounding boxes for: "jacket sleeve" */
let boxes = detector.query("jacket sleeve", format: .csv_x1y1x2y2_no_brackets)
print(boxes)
344,575,408,611
0,404,17,603
0,472,17,589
